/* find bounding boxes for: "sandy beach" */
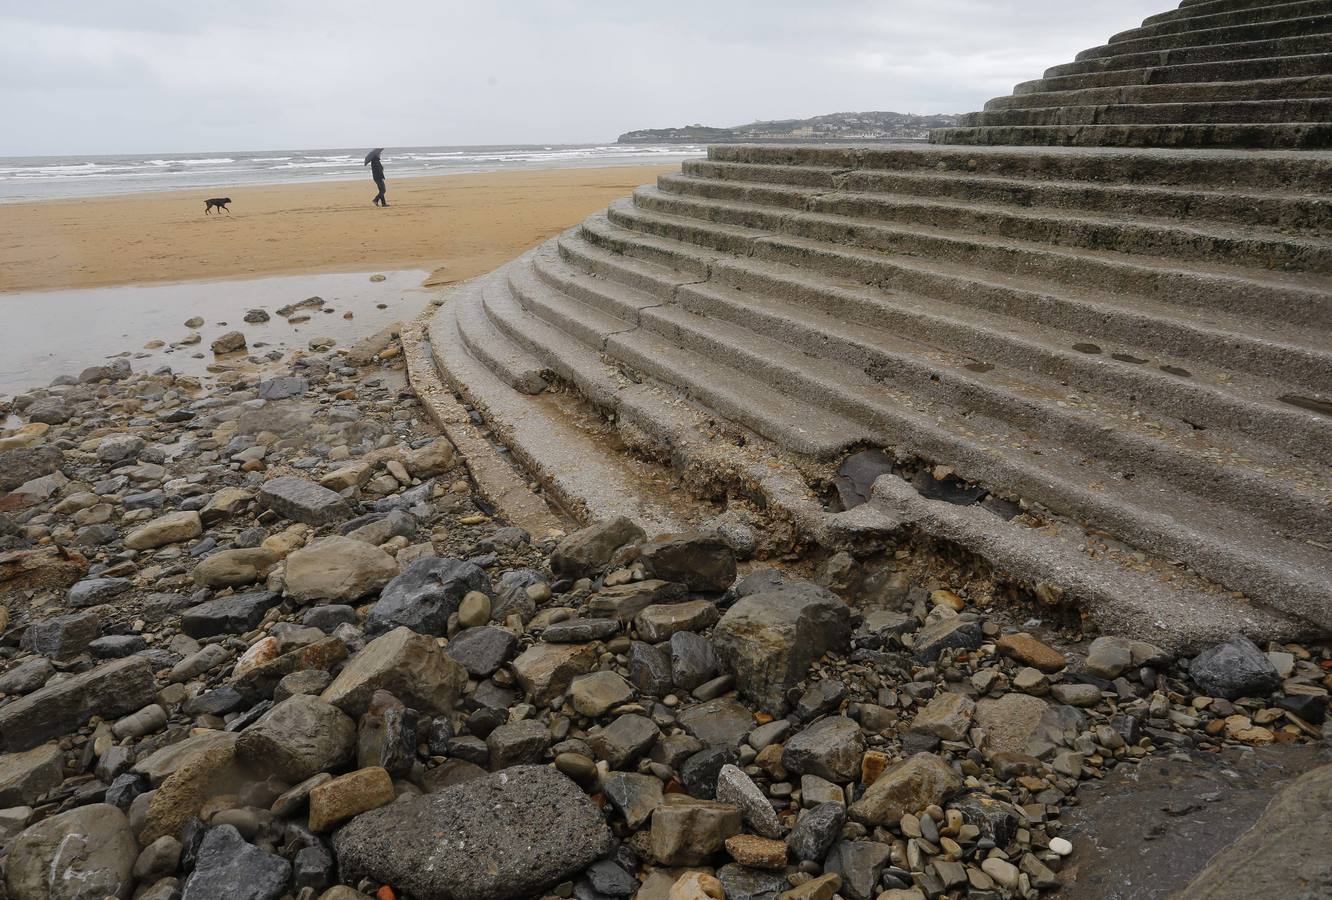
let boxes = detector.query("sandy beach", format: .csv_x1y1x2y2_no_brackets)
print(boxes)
0,164,676,293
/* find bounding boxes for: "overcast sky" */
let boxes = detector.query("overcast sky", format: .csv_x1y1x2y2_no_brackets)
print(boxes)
1,0,1167,156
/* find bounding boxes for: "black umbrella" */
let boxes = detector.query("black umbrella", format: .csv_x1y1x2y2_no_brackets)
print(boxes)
363,148,383,165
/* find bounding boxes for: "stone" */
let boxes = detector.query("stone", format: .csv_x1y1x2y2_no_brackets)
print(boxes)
542,617,620,642
973,693,1051,757
23,397,70,425
232,636,347,700
587,714,661,769
671,631,720,691
20,609,101,659
258,475,350,525
66,576,131,608
570,670,635,717
0,446,63,493
650,794,743,865
457,590,491,627
725,834,787,870
487,719,549,769
789,802,846,861
322,626,468,718
628,641,674,695
848,753,962,826
551,517,645,578
134,731,239,787
200,487,253,525
602,771,664,829
285,536,398,603
681,745,740,799
638,532,737,592
780,873,841,900
181,824,290,900
711,583,852,714
910,692,976,742
588,580,688,620
0,656,157,753
210,330,247,353
668,872,726,900
97,434,145,464
181,590,281,638
795,679,846,721
781,717,864,783
126,510,203,550
0,743,64,807
1085,636,1134,679
0,658,52,695
678,697,756,748
911,617,983,663
996,632,1066,672
4,804,136,900
256,375,308,400
1051,682,1103,707
981,857,1020,890
307,766,395,832
133,835,182,883
1189,634,1283,700
89,634,146,659
303,604,358,632
403,438,456,478
716,764,782,838
636,599,721,642
236,694,356,782
366,556,490,636
825,840,892,900
192,547,280,588
333,766,612,900
443,625,518,677
511,641,599,706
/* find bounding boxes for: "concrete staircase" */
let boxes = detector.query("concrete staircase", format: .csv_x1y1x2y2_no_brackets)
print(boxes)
932,0,1332,147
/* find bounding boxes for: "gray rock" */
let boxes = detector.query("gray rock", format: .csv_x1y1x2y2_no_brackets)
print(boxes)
20,609,101,659
789,801,846,861
321,626,467,719
181,824,290,900
1189,634,1282,700
285,536,398,603
627,641,673,695
681,745,739,799
602,771,664,830
97,434,145,464
542,618,620,643
716,764,782,838
782,716,864,783
25,396,71,425
678,697,756,748
256,376,309,400
258,475,350,526
181,590,281,639
333,766,613,900
586,714,660,769
0,446,63,493
302,604,357,632
848,752,962,826
670,631,719,691
795,679,846,721
717,863,787,900
367,557,490,636
443,625,518,677
0,658,53,695
581,860,638,897
0,743,64,807
825,840,892,900
0,656,157,753
711,582,852,714
4,804,136,900
638,532,737,592
550,517,645,578
912,617,984,663
235,694,356,782
569,670,634,718
89,634,148,658
487,719,549,770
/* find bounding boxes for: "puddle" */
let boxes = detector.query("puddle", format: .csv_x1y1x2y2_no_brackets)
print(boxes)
0,270,434,395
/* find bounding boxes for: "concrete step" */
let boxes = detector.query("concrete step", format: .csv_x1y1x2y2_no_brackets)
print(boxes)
989,74,1332,111
930,121,1332,149
1078,12,1332,60
501,242,1331,625
1151,0,1317,25
958,97,1332,128
704,142,1332,192
1116,0,1332,42
573,214,1332,459
543,231,1331,542
1014,51,1332,95
624,187,1332,328
1044,32,1332,79
681,159,1332,233
597,201,1332,397
655,172,1330,272
453,271,552,395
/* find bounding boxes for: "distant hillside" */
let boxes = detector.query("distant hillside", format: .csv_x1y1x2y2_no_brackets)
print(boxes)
617,111,961,144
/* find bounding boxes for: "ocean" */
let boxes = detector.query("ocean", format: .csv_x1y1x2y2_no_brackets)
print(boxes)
0,143,706,203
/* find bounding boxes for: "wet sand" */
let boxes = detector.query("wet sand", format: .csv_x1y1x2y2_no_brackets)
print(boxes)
0,164,676,293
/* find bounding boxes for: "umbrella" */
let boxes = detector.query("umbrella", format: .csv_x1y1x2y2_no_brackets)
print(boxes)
363,148,383,165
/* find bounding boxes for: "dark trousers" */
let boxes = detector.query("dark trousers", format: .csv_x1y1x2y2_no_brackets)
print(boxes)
373,176,386,206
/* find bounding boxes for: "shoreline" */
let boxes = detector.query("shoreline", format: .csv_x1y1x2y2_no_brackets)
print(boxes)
0,163,677,293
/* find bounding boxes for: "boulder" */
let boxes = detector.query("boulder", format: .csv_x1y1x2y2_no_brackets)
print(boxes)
550,517,645,578
0,656,157,753
180,824,290,900
511,642,599,706
333,766,612,900
24,397,70,425
321,626,467,718
0,743,64,806
125,511,203,550
258,475,350,526
848,753,962,825
236,694,356,782
285,536,398,603
781,716,865,783
1189,634,1282,700
638,532,737,592
4,804,136,900
403,439,456,478
20,609,101,659
711,583,852,714
366,556,490,636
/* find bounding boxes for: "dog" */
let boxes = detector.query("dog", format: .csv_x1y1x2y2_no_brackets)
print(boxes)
204,197,232,214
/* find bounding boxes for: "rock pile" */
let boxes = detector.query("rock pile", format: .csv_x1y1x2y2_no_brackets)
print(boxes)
0,335,1329,900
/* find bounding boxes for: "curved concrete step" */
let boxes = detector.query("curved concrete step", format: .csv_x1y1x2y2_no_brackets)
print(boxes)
495,242,1331,627
988,74,1332,111
1015,52,1332,96
454,271,552,395
1116,0,1332,42
957,97,1332,128
682,159,1332,232
1150,0,1322,25
930,121,1332,149
566,219,1332,464
1078,12,1332,60
1044,32,1332,79
540,232,1331,543
620,188,1332,337
656,172,1330,272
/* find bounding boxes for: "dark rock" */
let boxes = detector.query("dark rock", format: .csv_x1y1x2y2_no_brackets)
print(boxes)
789,802,846,861
581,859,638,897
627,641,673,696
89,633,148,658
718,863,788,900
677,697,756,748
681,745,740,799
638,532,737,592
366,556,490,636
0,447,63,493
0,656,157,753
487,719,549,770
542,618,620,643
292,842,334,892
602,771,664,830
180,824,290,900
587,714,660,769
66,576,131,608
551,517,645,578
184,686,246,717
256,376,308,401
20,609,101,659
181,590,281,639
358,701,419,777
912,617,983,663
782,716,865,783
670,631,719,691
443,625,517,677
0,658,54,695
1189,635,1282,700
302,604,358,632
825,840,892,900
796,679,847,721
257,475,350,526
333,766,613,900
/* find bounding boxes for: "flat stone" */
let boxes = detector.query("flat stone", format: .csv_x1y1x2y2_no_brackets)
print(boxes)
258,475,350,526
650,794,742,866
511,642,598,706
66,576,131,608
973,693,1052,758
307,766,395,832
126,510,203,550
20,609,101,659
848,753,962,826
487,719,549,770
285,535,398,603
602,771,664,829
781,717,865,783
192,548,279,589
587,714,661,769
911,617,983,663
570,670,635,717
333,766,612,900
678,697,756,748
322,626,468,718
0,656,157,753
587,580,689,620
542,617,620,643
0,658,52,695
0,743,64,807
638,532,737,592
996,632,1066,673
725,834,786,870
367,556,490,636
910,692,976,741
635,600,720,642
256,375,309,400
443,625,518,677
181,590,281,639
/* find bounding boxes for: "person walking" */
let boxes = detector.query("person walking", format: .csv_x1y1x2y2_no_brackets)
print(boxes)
364,148,387,207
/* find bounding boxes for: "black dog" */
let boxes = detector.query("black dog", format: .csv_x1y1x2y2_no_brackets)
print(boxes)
204,197,232,214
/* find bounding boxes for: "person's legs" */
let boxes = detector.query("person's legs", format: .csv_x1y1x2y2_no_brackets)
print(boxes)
374,177,387,207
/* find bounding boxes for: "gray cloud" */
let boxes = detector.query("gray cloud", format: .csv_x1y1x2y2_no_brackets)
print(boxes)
1,0,1168,155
